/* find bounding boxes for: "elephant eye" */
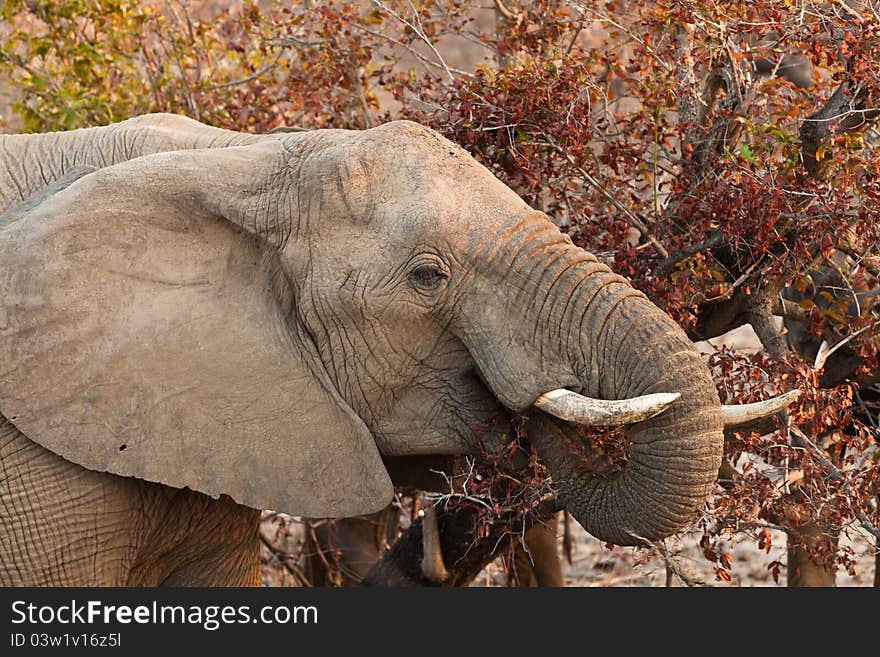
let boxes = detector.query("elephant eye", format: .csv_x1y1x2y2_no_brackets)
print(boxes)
409,263,448,291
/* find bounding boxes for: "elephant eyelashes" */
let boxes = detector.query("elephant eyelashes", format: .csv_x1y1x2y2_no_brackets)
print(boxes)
409,264,448,291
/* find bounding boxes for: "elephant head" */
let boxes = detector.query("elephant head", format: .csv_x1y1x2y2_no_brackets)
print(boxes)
1,119,780,545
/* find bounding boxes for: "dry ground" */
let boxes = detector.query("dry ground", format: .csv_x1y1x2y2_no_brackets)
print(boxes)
511,519,875,587
260,510,877,587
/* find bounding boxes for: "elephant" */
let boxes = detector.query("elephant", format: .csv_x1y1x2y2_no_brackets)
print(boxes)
300,503,565,587
300,507,401,587
360,496,565,587
302,507,565,587
0,113,789,586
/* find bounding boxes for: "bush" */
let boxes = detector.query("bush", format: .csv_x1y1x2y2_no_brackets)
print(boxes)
3,0,877,585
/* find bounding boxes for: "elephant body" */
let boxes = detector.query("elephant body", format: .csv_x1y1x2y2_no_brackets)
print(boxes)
1,417,259,586
1,114,728,586
0,116,259,586
302,508,400,586
0,113,266,212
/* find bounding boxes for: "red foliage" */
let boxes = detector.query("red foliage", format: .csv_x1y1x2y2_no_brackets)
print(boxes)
3,0,878,583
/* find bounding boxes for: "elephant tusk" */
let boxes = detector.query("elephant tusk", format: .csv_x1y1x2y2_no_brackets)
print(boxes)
721,389,800,428
533,389,681,426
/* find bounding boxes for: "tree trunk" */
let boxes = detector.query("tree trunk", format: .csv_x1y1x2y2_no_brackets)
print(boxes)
786,521,837,587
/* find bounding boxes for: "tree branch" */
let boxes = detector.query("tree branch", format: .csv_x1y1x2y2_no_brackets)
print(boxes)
259,529,311,587
800,80,880,179
493,0,517,21
788,425,880,542
206,48,286,90
656,230,725,276
540,133,670,258
371,0,456,84
654,540,706,587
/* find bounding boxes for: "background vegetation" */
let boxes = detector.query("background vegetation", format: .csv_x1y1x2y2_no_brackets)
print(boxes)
2,0,878,586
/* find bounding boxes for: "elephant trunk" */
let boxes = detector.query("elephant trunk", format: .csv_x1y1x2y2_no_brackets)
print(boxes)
530,278,724,546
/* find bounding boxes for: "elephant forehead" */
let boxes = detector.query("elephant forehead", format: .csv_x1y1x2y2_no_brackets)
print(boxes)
338,126,528,220
363,172,531,242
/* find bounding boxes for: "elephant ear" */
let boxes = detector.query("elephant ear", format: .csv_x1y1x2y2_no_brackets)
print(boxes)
0,164,97,227
0,144,392,517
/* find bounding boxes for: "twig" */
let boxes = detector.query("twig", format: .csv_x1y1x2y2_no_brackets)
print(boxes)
800,80,880,179
371,0,456,83
493,0,517,21
564,18,586,56
351,60,374,128
836,1,863,20
788,425,880,541
656,231,725,276
259,530,311,587
569,3,670,71
717,519,789,533
540,133,669,258
845,444,879,473
349,23,474,79
654,541,705,587
159,1,202,119
305,522,340,583
207,48,286,90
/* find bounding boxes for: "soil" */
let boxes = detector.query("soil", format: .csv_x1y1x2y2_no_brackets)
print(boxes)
259,509,876,587
489,518,876,587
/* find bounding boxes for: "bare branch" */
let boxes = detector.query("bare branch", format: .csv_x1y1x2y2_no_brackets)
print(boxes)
207,48,286,91
801,80,880,179
371,0,456,83
656,230,725,276
259,529,311,587
349,23,474,79
493,0,517,21
654,540,706,587
540,133,670,258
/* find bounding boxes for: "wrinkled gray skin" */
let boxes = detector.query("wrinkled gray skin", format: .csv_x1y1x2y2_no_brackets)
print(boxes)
0,114,723,586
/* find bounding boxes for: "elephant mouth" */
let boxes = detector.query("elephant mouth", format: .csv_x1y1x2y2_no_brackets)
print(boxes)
520,384,799,545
